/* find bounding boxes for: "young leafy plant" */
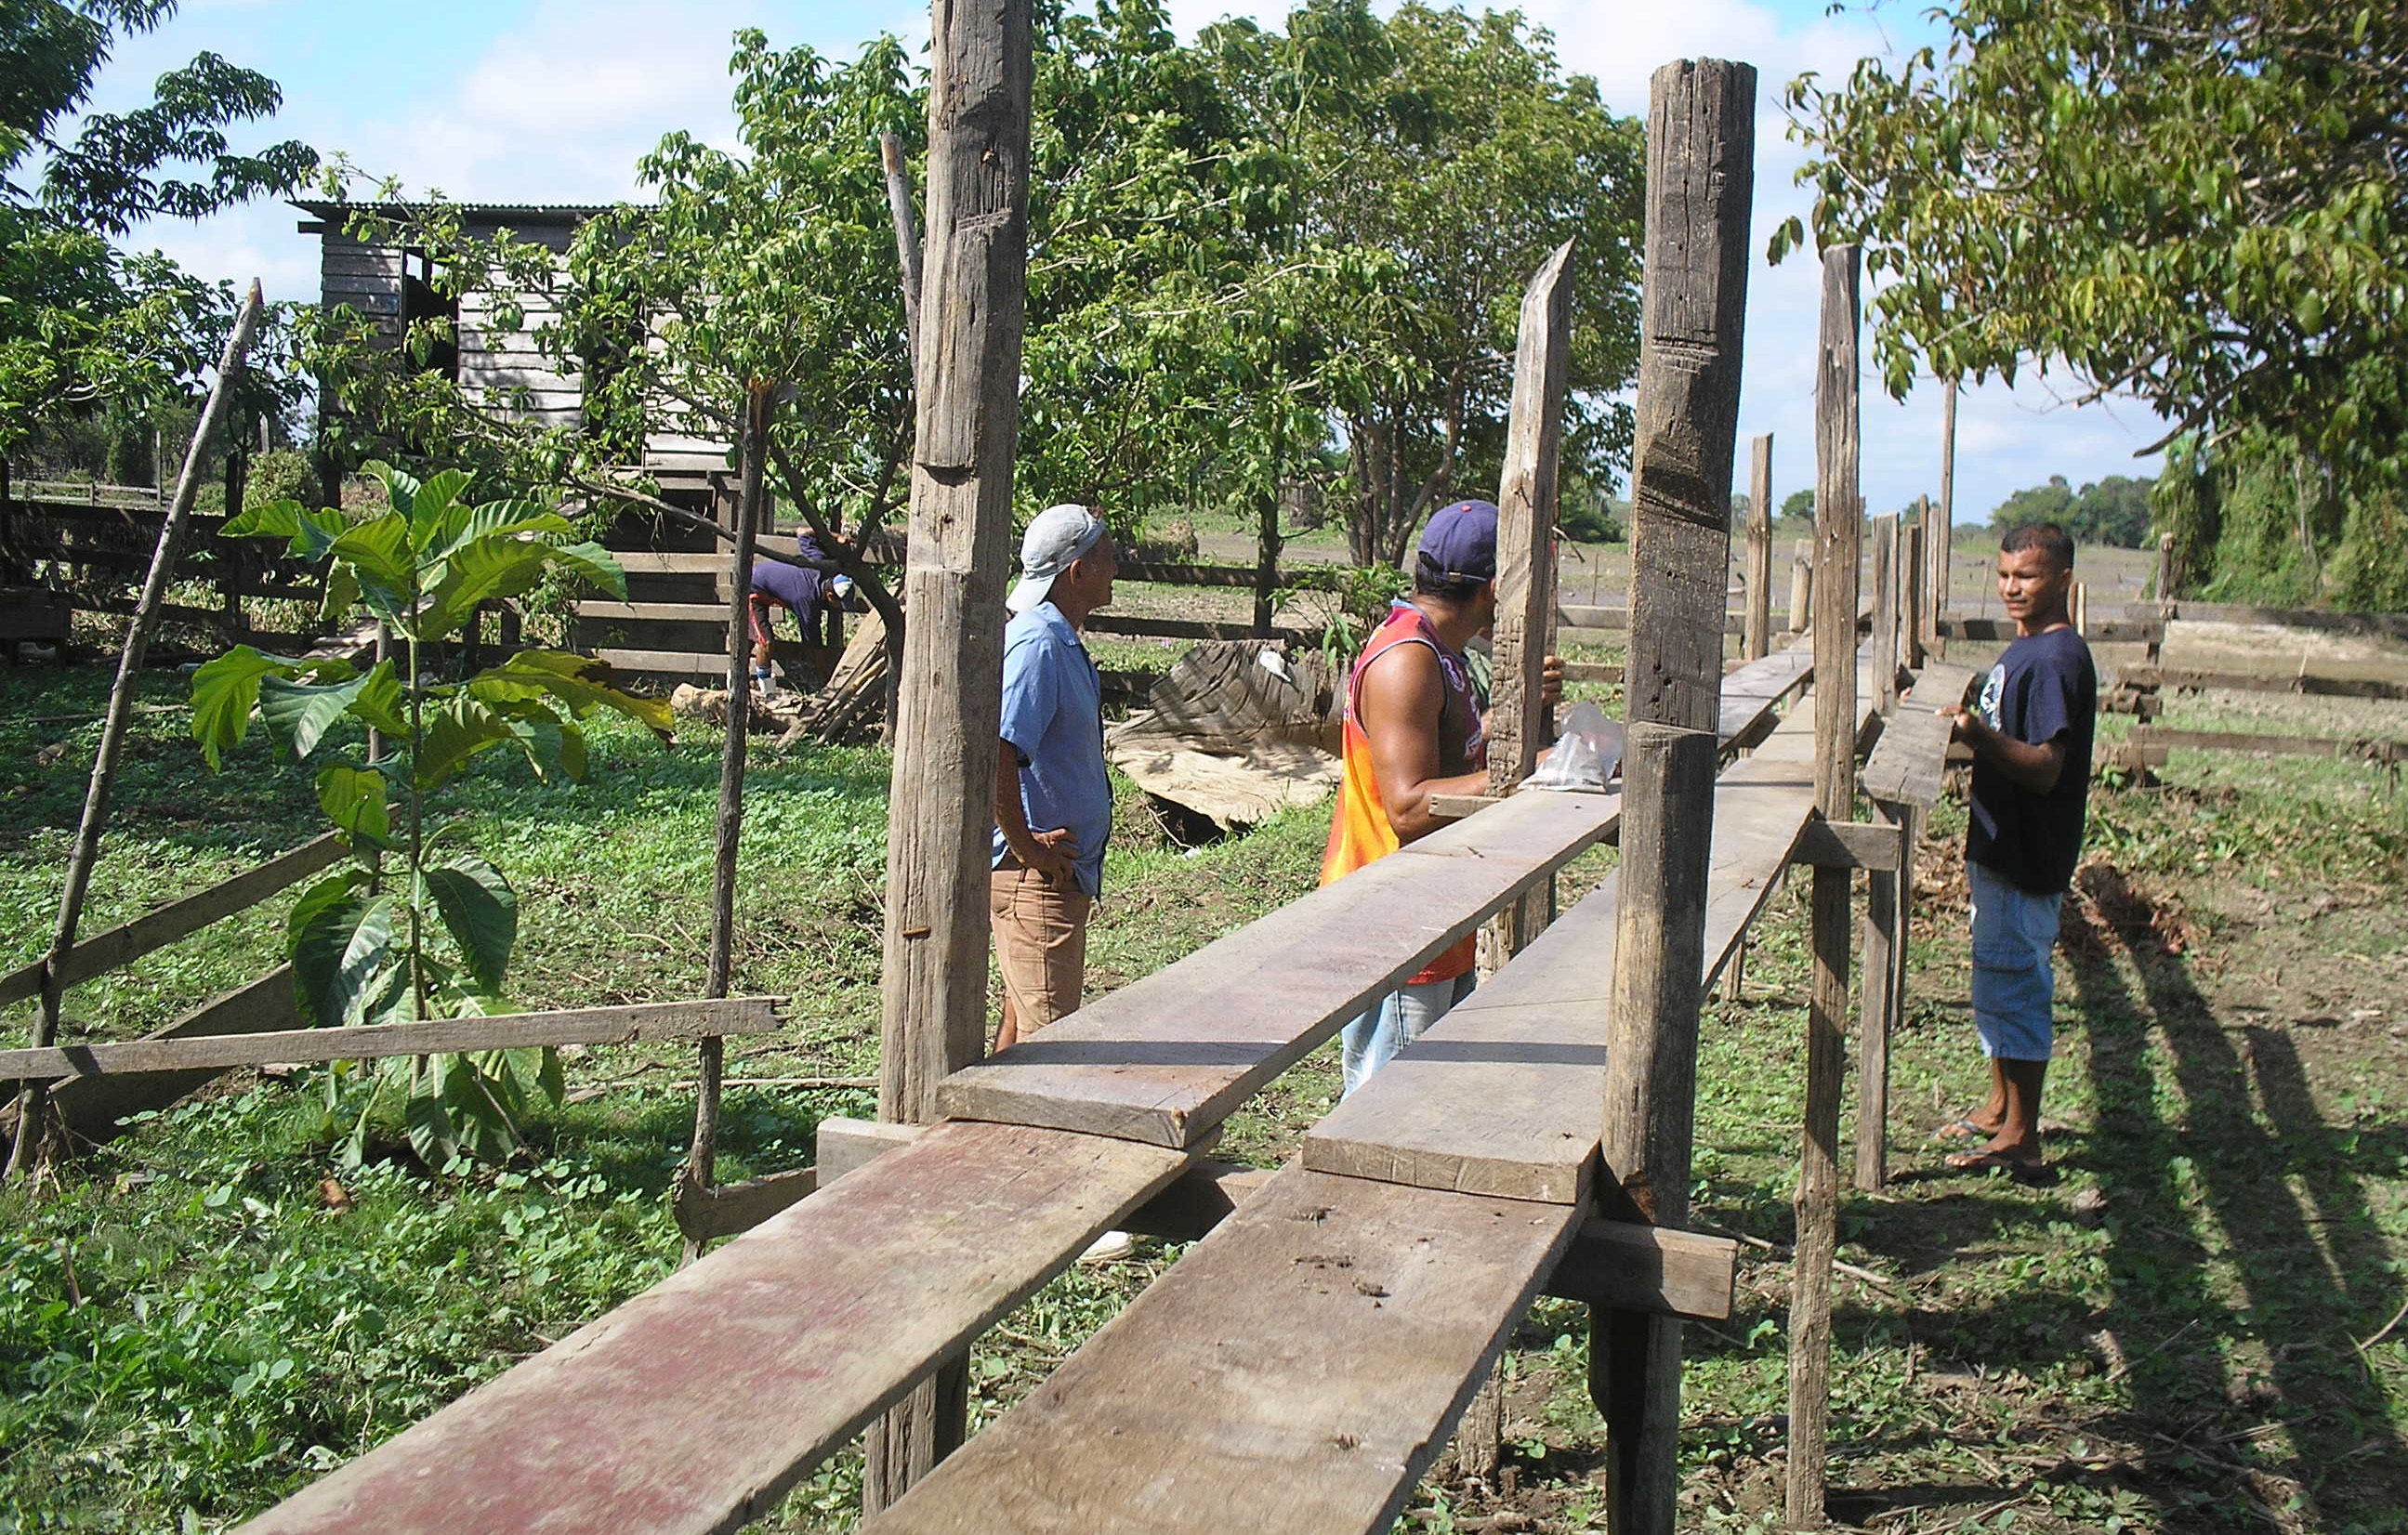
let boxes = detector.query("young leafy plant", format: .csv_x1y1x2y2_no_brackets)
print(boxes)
191,463,673,1165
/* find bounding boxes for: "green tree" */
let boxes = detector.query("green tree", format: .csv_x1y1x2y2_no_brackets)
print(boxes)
191,465,669,1165
1780,488,1815,525
1778,0,2408,515
0,1,314,460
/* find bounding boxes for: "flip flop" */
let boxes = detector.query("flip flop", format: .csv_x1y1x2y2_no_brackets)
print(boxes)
1944,1148,2047,1180
1930,1117,1992,1142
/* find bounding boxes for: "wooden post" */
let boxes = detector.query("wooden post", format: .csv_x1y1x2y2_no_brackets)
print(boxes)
1903,502,1926,670
864,0,1033,1511
1255,409,1285,637
2072,581,2089,638
1593,58,1754,1535
1455,240,1574,1482
1934,378,1957,657
879,130,924,372
1743,433,1773,662
1855,792,1912,1192
1873,514,1897,715
7,283,266,1179
677,381,770,1265
1789,243,1862,1529
1788,539,1813,635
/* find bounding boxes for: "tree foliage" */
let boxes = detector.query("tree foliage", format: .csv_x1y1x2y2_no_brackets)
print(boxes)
1778,0,2408,510
1989,472,2153,548
0,1,314,456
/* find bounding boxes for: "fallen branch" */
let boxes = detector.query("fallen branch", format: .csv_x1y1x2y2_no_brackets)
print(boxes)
1712,1222,1897,1290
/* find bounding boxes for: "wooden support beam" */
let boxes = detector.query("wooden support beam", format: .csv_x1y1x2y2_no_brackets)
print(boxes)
1546,1219,1737,1321
1743,433,1773,662
1788,816,1901,871
2127,725,2408,765
1791,241,1862,1531
0,831,349,1009
1561,660,1625,685
1942,615,2162,644
0,998,786,1082
867,0,1034,1510
1902,503,1927,670
1595,56,1755,1535
1873,514,1898,715
1787,539,1813,635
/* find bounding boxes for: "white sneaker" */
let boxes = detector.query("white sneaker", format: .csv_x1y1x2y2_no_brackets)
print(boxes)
1077,1229,1135,1264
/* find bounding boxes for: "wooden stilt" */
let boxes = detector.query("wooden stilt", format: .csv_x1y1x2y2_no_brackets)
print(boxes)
1458,239,1574,1483
7,283,266,1180
863,0,1034,1512
1903,504,1926,671
1788,540,1813,636
1873,515,1898,715
1594,57,1756,1535
677,382,769,1266
1788,243,1862,1529
1744,434,1773,663
1933,380,1957,658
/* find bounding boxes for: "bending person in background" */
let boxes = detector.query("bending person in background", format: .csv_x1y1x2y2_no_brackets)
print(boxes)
1322,499,1559,1095
746,530,852,694
1938,519,2096,1177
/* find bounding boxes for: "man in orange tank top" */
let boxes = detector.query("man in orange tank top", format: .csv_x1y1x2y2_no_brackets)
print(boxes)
1322,500,1559,1095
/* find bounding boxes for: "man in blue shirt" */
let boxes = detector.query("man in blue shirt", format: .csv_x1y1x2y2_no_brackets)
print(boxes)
1938,520,2097,1177
991,503,1117,1052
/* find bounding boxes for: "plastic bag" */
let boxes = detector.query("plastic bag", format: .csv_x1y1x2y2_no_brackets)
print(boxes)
1525,700,1623,792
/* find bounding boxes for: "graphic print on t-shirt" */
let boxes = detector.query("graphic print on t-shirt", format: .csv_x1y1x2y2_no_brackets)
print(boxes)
1980,663,2006,729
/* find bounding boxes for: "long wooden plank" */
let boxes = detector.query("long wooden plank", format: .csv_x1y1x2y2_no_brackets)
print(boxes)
1943,615,2160,644
933,788,1623,1148
8,967,298,1144
240,1120,1197,1535
0,832,349,1009
2114,664,2408,702
0,997,784,1080
1301,696,1843,1203
862,1163,1582,1535
1084,613,1315,645
1859,660,1976,808
2130,725,2407,764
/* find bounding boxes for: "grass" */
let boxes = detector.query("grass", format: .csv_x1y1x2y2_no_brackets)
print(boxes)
7,638,2408,1532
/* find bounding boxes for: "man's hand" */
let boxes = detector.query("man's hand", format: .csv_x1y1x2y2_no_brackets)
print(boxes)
1014,827,1079,885
1540,653,1565,709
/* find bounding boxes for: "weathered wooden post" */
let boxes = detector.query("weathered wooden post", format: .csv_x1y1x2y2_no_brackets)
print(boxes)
878,131,924,371
1452,240,1575,1481
1788,243,1862,1528
865,0,1033,1511
1593,58,1754,1535
7,283,266,1178
1855,511,1906,1194
676,380,770,1265
1933,378,1957,657
1873,514,1898,715
1743,433,1773,663
1903,500,1927,671
1788,538,1813,636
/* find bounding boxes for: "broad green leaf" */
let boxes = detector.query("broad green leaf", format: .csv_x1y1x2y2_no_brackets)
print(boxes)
260,665,388,758
368,461,422,522
348,660,410,739
418,497,570,569
222,499,347,562
469,649,676,741
191,647,303,769
291,889,398,1029
405,468,474,551
331,512,416,623
414,534,562,643
315,766,391,847
420,853,516,991
413,696,520,789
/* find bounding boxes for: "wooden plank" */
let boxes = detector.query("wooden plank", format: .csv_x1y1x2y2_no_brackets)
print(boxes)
669,1167,818,1245
0,997,785,1081
1303,698,1847,1206
1858,671,1967,808
610,551,729,575
1561,661,1624,685
934,788,1623,1148
1559,604,1746,636
1085,613,1315,645
0,832,349,1009
1112,560,1270,587
580,600,730,625
2115,664,2408,702
592,647,742,676
12,968,297,1144
1546,1219,1737,1321
1788,817,1901,871
240,1120,1195,1535
1942,615,2161,644
1743,434,1773,662
861,1163,1582,1535
1489,240,1574,789
2128,726,2407,764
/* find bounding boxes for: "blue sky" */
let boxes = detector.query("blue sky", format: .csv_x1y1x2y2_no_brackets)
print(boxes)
89,0,2170,525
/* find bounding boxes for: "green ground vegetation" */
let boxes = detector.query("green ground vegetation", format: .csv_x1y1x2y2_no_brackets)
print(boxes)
5,655,2408,1532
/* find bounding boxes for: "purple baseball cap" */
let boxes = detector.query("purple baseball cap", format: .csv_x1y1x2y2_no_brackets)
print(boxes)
1418,499,1499,584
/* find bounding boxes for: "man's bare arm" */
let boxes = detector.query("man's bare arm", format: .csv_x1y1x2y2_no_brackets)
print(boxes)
1943,705,2068,794
994,740,1078,881
1359,644,1489,845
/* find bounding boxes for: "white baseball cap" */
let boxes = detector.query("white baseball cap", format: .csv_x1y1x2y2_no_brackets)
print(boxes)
1007,504,1107,615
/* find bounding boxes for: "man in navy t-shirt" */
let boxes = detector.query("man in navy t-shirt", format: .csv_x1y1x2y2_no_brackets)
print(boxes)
1937,521,2096,1176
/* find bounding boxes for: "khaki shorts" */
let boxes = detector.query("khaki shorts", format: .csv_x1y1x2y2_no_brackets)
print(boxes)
990,859,1092,1032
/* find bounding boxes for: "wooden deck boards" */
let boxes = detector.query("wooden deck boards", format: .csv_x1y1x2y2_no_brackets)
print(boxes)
932,788,1624,1148
1299,696,1844,1204
861,1164,1582,1535
237,1122,1196,1535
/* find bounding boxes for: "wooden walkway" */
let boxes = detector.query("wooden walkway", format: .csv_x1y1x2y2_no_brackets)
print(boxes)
230,646,1976,1535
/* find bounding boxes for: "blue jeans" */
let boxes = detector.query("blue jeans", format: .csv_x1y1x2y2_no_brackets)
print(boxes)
1968,859,2061,1061
1340,973,1476,1096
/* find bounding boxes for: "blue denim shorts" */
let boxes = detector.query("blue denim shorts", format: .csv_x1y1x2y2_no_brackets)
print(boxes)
1340,973,1475,1096
1968,859,2061,1061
